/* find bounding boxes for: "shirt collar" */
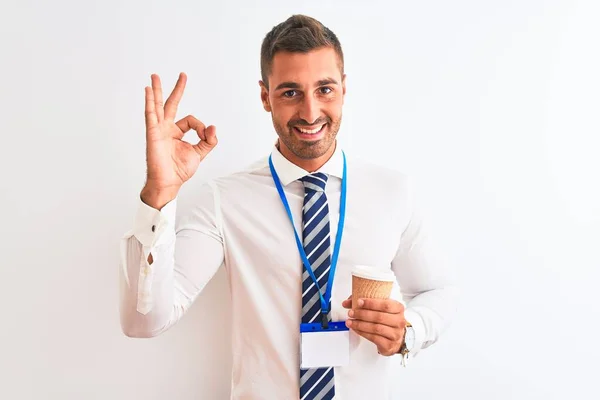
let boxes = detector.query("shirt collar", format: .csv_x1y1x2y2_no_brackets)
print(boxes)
270,141,344,186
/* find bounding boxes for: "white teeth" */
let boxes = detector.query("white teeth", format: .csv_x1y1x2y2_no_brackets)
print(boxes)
297,124,325,134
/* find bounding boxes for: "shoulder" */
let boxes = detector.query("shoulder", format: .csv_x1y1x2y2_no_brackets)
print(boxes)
345,152,412,193
188,154,273,205
211,154,270,187
176,157,269,224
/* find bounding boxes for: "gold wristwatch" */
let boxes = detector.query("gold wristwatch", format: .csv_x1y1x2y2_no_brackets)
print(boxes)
399,321,415,367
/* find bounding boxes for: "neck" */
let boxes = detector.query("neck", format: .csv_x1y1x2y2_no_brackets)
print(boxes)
277,140,337,172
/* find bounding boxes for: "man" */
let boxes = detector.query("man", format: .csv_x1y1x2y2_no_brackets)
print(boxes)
120,14,458,400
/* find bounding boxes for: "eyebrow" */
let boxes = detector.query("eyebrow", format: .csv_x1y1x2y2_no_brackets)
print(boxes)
274,78,339,91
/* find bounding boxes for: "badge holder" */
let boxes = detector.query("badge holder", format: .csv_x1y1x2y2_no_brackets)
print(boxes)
300,321,350,370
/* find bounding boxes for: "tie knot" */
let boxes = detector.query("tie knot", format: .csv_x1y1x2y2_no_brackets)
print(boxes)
301,173,328,192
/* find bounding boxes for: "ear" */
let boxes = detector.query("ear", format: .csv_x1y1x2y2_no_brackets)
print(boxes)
342,74,347,97
259,80,272,112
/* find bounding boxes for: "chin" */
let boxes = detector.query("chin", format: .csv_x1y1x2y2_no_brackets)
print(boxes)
289,138,334,160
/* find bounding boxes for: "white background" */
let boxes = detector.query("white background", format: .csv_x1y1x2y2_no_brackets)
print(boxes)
1,0,599,399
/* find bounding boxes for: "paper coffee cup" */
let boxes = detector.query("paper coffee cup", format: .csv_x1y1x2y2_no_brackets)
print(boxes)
351,265,395,310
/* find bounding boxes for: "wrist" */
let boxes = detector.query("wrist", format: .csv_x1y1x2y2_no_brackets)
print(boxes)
396,328,407,354
398,322,413,354
140,183,180,210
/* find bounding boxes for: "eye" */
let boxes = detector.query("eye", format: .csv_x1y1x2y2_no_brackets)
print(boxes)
283,90,298,98
319,87,333,95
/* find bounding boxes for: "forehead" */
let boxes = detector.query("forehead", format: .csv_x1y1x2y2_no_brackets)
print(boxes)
270,47,342,87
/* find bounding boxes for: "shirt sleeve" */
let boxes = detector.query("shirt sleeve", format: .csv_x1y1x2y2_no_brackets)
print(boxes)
119,181,225,338
391,177,460,359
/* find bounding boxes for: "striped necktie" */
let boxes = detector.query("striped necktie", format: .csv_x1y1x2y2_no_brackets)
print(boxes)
299,172,335,400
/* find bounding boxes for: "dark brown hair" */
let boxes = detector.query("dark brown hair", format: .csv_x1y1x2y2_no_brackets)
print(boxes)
260,15,344,88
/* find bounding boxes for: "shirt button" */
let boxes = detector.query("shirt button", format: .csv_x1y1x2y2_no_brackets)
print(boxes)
151,225,156,232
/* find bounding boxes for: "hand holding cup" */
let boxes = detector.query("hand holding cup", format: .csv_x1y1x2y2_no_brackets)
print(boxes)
342,266,408,356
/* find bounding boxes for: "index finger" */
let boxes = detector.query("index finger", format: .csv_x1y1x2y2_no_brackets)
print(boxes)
164,72,187,121
144,86,158,127
357,298,405,314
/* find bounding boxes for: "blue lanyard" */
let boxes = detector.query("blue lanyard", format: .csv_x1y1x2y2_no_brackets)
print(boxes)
268,152,347,329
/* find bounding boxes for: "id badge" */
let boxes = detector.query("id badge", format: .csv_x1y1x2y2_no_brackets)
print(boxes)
300,322,350,369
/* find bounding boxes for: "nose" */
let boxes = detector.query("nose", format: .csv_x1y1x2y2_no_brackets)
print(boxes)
298,96,321,125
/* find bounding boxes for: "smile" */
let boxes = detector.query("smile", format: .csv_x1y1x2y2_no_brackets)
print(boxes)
293,124,326,135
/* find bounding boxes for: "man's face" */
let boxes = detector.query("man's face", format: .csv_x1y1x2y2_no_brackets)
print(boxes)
260,47,346,160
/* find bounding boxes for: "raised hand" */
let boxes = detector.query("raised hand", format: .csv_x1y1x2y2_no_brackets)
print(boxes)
141,72,217,209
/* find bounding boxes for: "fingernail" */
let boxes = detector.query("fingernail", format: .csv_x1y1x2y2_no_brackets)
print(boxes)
358,299,364,307
348,310,354,317
346,320,352,327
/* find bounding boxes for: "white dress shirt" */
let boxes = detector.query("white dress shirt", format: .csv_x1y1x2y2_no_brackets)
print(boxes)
119,143,458,399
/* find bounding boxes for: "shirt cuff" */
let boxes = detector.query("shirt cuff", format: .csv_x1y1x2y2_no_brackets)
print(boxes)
132,196,178,247
404,308,426,355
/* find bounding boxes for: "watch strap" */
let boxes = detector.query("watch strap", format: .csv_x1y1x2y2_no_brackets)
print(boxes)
399,321,413,367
